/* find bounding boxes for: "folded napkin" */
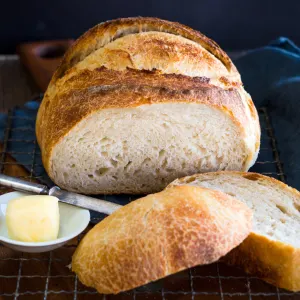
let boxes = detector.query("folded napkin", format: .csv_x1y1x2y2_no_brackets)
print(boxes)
0,37,299,222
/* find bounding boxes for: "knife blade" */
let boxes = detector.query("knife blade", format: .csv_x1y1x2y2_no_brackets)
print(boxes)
0,174,122,215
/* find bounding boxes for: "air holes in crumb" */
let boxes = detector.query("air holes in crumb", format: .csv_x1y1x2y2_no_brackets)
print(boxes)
71,164,76,168
162,123,168,128
100,137,110,144
184,176,196,184
227,192,236,197
122,141,128,151
159,150,166,158
101,152,108,157
95,168,110,176
276,204,288,214
78,138,84,142
293,203,300,212
124,161,132,172
162,158,168,169
110,159,118,167
280,219,286,224
142,158,151,166
83,131,91,137
112,176,118,180
243,173,261,181
133,169,140,176
88,174,94,178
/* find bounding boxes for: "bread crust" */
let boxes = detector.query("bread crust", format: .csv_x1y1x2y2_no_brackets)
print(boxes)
168,171,300,291
72,185,252,294
36,68,257,176
51,17,237,84
225,233,300,292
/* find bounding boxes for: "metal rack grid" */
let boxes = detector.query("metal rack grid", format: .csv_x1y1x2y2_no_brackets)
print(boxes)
0,105,299,300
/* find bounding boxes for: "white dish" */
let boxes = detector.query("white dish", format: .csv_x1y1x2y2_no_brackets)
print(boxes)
0,191,90,252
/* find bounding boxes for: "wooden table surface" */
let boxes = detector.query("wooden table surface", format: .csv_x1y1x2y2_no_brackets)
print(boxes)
0,55,40,111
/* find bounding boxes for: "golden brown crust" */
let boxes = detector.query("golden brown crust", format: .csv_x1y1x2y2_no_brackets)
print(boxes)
225,233,300,291
52,17,237,85
36,67,252,175
72,185,252,294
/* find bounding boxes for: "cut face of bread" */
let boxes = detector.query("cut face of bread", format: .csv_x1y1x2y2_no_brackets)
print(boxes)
52,104,253,194
36,17,260,194
72,185,252,294
168,172,300,291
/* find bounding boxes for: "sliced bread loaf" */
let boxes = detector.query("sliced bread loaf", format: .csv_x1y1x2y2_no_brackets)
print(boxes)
36,17,260,194
168,171,300,291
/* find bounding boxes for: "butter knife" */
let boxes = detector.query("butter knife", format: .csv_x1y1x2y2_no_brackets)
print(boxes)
0,174,122,215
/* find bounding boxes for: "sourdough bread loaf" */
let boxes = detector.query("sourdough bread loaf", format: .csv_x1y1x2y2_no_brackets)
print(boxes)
168,171,300,291
36,17,260,194
72,185,252,294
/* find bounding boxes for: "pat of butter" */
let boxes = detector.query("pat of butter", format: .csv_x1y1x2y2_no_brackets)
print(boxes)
6,195,60,242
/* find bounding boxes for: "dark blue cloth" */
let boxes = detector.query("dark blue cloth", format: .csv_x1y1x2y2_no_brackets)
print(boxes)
0,37,299,202
236,37,300,189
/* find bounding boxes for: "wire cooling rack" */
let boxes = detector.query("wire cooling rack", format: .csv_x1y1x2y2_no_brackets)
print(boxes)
0,105,299,300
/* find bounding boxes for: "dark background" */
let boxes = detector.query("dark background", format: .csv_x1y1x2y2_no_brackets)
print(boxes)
1,0,299,53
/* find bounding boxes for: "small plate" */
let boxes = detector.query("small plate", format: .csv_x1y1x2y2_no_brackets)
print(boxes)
0,192,90,252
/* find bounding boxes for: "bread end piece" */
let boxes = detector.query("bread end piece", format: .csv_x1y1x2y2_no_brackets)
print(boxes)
225,232,300,292
72,185,252,294
168,171,300,292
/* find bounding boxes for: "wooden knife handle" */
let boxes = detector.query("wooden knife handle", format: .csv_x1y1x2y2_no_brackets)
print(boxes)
17,40,74,92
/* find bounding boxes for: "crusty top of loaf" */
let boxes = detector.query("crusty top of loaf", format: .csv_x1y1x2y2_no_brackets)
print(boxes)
51,17,238,84
72,185,252,294
50,31,241,98
36,67,258,173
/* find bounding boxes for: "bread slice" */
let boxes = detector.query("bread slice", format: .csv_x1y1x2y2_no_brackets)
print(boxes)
72,185,252,294
36,17,260,194
168,171,300,291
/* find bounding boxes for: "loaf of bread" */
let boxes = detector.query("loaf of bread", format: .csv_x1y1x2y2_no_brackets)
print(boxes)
36,17,260,194
72,185,252,294
169,171,300,291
